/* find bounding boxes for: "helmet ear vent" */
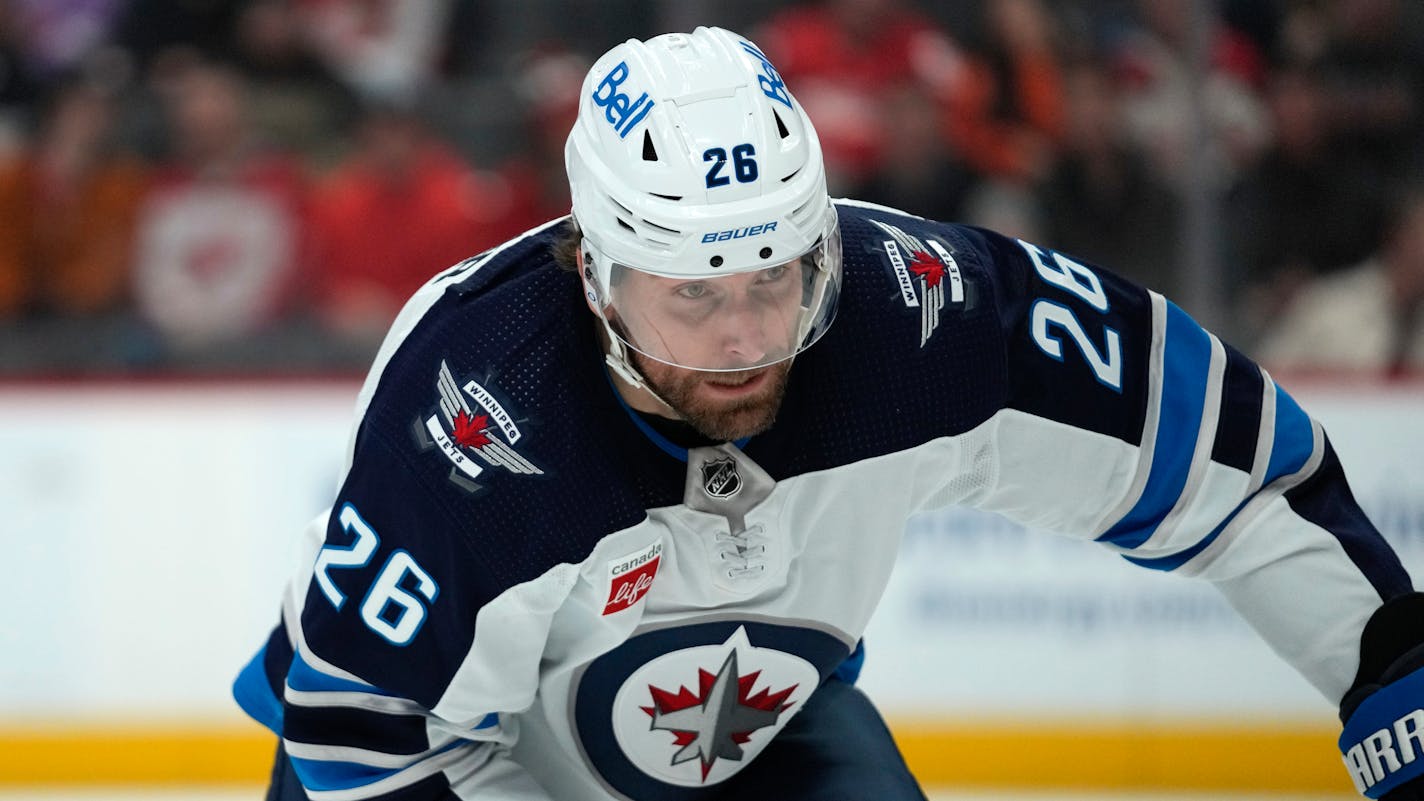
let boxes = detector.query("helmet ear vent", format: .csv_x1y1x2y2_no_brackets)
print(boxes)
642,130,658,162
773,109,790,139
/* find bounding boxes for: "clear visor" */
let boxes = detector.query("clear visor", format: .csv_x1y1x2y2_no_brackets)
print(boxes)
598,217,841,372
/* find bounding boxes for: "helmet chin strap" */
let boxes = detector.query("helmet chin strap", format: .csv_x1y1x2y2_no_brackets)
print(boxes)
579,237,682,418
592,300,683,419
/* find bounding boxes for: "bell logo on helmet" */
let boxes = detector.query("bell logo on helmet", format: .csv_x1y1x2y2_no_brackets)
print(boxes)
737,41,792,109
592,61,655,139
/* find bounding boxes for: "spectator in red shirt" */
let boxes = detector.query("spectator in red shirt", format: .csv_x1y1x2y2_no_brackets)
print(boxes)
130,59,310,363
308,102,506,350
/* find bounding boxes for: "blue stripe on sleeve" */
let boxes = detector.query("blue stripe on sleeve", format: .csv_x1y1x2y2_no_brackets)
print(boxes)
233,645,284,735
1264,382,1315,486
1098,301,1211,549
832,640,865,685
1123,495,1250,572
288,650,393,696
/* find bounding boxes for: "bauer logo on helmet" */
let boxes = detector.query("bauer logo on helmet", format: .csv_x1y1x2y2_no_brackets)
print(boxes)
700,222,778,244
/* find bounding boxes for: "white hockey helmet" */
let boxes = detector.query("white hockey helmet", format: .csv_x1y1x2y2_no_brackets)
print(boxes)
566,26,841,374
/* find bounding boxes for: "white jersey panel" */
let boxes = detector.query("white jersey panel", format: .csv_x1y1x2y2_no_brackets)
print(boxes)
1207,499,1379,700
978,409,1140,537
1142,460,1254,558
433,563,581,727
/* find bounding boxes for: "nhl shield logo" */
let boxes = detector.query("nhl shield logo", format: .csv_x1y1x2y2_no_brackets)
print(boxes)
701,457,742,499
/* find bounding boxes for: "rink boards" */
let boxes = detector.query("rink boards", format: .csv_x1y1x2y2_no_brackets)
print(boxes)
2,377,1420,792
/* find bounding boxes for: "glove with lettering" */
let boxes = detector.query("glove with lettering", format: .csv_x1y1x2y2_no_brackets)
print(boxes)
1340,592,1424,800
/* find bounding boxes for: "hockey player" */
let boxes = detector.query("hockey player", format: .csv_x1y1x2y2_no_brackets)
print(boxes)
234,26,1424,801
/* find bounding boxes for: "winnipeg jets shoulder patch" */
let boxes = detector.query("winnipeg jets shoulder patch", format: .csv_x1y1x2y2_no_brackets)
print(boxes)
417,359,544,491
869,218,965,346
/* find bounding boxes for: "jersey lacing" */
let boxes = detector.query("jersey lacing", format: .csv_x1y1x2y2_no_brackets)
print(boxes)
714,523,768,580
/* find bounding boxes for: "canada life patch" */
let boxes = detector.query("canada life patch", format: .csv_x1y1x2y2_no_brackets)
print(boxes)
604,541,663,615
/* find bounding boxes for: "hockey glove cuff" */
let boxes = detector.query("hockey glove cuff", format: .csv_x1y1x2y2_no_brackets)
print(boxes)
1339,592,1424,799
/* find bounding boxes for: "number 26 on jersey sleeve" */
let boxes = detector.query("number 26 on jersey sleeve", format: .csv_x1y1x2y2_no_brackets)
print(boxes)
1017,240,1123,392
313,503,440,646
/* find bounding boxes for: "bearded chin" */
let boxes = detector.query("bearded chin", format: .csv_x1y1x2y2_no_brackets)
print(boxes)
631,353,790,442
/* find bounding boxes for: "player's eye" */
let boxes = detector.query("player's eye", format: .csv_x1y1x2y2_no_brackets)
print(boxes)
675,282,710,299
757,265,788,283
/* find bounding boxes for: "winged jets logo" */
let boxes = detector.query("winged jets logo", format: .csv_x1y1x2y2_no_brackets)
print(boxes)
422,360,542,489
870,219,964,346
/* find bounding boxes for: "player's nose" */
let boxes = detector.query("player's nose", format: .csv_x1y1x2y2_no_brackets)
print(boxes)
717,301,770,365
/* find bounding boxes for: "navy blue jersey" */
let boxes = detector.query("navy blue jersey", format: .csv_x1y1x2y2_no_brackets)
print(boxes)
234,203,1409,801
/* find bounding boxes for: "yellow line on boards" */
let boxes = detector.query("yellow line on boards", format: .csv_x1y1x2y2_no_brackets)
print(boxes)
892,722,1356,794
0,722,1355,792
0,727,275,785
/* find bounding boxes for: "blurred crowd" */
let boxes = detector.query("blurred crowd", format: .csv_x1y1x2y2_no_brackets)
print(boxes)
0,0,1421,376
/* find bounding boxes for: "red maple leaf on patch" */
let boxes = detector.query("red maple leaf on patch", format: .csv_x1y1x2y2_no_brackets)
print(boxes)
642,671,712,719
737,670,797,713
451,410,491,449
908,250,944,288
640,667,798,743
638,657,798,782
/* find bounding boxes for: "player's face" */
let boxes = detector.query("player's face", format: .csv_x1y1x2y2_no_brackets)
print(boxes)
611,262,806,371
607,265,803,440
628,351,794,442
